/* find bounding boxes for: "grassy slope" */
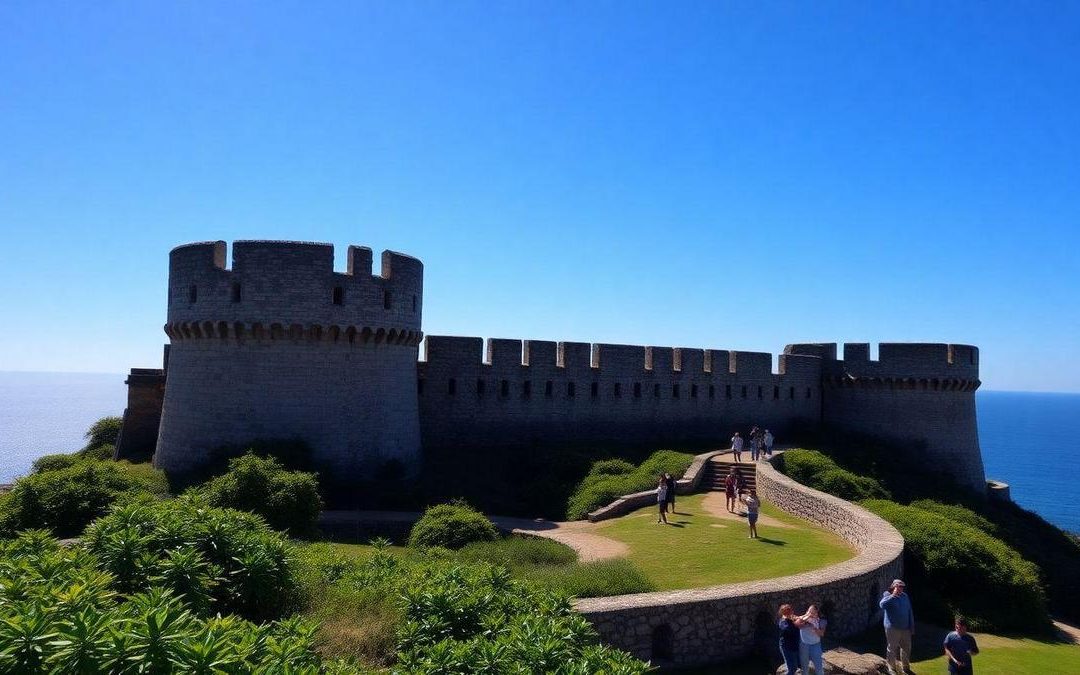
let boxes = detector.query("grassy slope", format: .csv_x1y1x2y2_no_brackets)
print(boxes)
594,493,854,591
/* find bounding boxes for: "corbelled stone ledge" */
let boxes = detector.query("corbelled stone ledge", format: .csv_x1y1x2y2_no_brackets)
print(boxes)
574,451,904,667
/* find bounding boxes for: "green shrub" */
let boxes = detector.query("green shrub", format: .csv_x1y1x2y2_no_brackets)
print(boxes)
861,499,1049,632
394,564,646,673
909,499,1000,537
409,502,498,550
30,452,81,474
566,449,695,520
589,459,635,476
0,461,162,537
82,499,299,621
80,416,122,455
780,449,891,500
190,453,323,537
79,442,116,461
0,531,347,674
814,468,890,501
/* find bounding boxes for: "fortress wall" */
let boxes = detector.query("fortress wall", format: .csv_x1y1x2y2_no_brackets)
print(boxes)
787,342,986,491
156,336,422,478
114,368,166,463
418,337,824,452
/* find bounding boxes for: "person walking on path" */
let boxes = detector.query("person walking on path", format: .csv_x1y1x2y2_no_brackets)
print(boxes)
749,426,760,461
777,604,803,675
799,604,827,674
944,617,979,675
655,474,669,524
664,473,677,514
741,489,760,538
880,579,915,675
724,469,738,513
764,429,775,458
731,432,744,463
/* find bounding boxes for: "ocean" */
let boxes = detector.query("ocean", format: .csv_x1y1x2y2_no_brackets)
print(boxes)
0,372,1077,533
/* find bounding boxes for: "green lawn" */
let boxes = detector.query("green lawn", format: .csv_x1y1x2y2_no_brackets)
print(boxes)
594,492,855,590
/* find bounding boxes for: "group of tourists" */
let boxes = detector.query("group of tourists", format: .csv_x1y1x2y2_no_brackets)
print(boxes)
730,425,774,462
777,602,828,675
776,579,979,675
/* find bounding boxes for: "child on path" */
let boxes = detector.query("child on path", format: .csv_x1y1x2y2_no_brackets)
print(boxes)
656,474,669,524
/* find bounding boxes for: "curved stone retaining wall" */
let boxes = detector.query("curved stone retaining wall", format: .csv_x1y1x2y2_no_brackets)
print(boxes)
574,452,903,667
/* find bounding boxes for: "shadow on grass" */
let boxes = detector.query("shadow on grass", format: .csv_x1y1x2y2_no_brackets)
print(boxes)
756,537,785,546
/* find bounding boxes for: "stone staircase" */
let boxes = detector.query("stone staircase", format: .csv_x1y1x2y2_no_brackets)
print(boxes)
700,454,758,492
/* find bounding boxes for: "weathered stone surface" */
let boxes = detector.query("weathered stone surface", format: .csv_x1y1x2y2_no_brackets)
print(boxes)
776,647,890,674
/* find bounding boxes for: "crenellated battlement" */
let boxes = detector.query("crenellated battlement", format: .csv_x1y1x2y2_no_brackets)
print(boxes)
786,342,980,388
167,240,422,335
423,336,820,380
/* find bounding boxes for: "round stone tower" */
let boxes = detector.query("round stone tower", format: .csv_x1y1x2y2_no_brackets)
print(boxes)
154,240,423,482
789,342,985,493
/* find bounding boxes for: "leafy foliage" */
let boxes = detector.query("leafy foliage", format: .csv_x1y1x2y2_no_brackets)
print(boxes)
82,499,299,622
861,499,1049,632
0,531,350,674
408,502,498,550
566,449,695,520
780,449,891,501
0,461,167,538
30,452,81,474
189,454,323,537
81,416,122,457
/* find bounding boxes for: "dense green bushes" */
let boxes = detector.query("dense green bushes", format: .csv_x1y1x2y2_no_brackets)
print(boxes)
408,502,498,549
781,449,891,501
82,499,299,622
294,541,646,673
0,530,350,674
189,454,323,537
566,449,695,520
0,460,169,538
30,452,81,474
861,500,1048,632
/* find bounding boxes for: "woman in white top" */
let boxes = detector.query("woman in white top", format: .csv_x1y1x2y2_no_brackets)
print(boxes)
799,604,827,674
731,432,744,463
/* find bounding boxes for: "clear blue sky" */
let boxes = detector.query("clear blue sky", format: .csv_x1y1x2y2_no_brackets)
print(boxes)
1,2,1078,392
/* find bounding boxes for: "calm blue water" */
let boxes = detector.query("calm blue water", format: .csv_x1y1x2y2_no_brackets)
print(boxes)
0,373,1077,532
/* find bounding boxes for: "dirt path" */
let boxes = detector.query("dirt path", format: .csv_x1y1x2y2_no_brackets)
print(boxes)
698,491,796,529
1054,620,1080,645
489,516,629,563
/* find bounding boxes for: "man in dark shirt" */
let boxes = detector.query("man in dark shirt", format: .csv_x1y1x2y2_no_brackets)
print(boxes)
943,617,979,675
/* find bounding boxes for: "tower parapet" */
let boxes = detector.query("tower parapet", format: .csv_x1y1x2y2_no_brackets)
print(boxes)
787,342,985,491
154,240,424,483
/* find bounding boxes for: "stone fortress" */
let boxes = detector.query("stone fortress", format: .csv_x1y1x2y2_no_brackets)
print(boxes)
117,240,988,494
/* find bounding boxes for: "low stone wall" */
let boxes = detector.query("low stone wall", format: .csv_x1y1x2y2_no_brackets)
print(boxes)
587,450,722,522
575,452,904,667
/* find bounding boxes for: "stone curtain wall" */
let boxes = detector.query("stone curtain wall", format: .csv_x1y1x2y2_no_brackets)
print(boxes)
418,337,824,453
574,453,903,667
